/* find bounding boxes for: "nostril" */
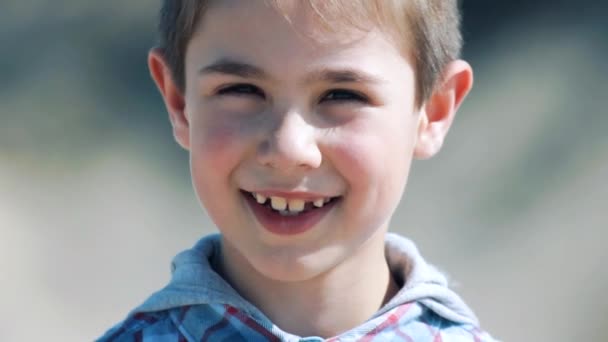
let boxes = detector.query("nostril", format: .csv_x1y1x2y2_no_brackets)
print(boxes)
255,114,322,170
256,140,321,170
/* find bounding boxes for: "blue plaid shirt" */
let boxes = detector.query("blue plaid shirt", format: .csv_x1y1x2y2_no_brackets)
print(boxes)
98,234,497,341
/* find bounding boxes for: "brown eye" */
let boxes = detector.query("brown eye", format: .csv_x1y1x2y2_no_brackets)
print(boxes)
217,84,266,99
321,89,368,103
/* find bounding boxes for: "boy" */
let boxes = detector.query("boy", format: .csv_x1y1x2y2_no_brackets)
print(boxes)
99,0,496,341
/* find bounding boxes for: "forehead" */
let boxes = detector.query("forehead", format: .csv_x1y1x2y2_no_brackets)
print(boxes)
199,0,373,47
187,1,413,73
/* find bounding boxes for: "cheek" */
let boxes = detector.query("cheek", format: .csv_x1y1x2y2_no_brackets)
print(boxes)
189,111,259,189
332,118,413,180
332,135,393,197
329,117,416,212
196,105,264,151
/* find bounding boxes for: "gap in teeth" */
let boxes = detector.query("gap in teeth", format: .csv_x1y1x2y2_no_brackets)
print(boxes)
250,192,332,212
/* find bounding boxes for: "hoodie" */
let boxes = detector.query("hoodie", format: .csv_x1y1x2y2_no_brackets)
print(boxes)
97,233,497,341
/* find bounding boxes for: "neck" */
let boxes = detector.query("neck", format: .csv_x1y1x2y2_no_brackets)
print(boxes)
219,234,400,338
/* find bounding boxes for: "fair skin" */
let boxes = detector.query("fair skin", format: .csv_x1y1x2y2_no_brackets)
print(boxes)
149,1,472,338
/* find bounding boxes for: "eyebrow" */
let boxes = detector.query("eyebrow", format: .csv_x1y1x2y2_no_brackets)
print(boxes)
303,68,384,85
199,58,269,79
199,58,384,85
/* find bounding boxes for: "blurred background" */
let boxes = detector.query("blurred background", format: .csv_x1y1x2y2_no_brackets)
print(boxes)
1,1,607,341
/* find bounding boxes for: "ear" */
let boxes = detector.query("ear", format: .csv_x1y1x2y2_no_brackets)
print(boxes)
148,48,190,150
414,60,473,159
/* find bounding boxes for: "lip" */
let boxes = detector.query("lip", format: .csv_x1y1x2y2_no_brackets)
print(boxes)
241,190,339,236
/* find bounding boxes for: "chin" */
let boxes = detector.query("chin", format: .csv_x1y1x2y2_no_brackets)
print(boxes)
249,248,343,283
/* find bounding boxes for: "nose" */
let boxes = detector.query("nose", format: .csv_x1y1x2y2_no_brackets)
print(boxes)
256,110,322,171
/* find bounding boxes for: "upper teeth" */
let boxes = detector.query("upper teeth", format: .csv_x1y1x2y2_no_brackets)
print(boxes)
251,192,332,212
288,199,305,212
255,193,267,204
270,196,287,211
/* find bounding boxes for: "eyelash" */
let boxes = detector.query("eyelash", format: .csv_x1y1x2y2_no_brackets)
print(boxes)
320,89,368,103
217,84,266,99
216,83,369,104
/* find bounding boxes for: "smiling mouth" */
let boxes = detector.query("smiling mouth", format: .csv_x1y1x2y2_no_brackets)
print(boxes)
240,190,340,216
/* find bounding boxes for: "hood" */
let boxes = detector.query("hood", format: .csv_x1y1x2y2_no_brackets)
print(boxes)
133,233,478,326
380,233,479,325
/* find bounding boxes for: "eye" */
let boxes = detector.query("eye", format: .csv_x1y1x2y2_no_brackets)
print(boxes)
320,89,368,103
217,83,266,99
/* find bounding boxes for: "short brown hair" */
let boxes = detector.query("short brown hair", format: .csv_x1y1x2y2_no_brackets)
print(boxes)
157,0,463,106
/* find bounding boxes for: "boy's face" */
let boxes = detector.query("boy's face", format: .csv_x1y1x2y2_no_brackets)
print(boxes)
176,2,424,281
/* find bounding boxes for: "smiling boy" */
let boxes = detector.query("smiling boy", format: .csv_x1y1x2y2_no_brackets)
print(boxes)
98,1,496,341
